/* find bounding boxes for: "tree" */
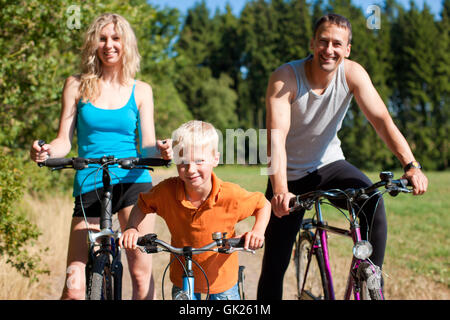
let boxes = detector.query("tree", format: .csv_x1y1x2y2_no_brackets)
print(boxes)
431,0,450,169
390,1,443,170
239,0,312,129
174,1,238,133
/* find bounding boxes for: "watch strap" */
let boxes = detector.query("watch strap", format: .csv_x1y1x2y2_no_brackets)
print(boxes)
404,161,422,172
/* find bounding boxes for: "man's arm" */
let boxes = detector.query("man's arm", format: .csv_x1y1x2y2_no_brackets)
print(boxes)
345,60,428,195
266,65,298,216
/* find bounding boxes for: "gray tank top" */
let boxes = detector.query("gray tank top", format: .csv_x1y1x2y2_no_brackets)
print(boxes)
285,55,353,181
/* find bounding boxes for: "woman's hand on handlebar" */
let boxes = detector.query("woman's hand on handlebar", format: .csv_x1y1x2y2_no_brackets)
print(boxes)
30,140,51,163
157,139,173,160
271,192,296,218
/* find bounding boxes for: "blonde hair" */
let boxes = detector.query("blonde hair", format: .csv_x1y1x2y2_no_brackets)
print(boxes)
172,120,219,163
79,13,141,101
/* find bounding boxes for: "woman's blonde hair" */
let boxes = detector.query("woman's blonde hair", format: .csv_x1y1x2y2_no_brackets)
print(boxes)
172,120,219,163
79,13,140,102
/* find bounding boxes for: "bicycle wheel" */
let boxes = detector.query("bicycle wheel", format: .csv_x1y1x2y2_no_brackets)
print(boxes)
356,261,384,300
86,253,113,300
294,231,330,300
238,265,246,300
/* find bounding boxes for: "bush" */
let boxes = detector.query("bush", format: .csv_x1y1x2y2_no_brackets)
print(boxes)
0,152,49,280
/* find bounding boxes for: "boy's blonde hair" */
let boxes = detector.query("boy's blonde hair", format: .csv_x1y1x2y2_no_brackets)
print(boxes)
79,13,141,102
172,120,219,162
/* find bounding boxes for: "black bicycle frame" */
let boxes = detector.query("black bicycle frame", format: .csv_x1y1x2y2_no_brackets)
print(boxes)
87,159,123,300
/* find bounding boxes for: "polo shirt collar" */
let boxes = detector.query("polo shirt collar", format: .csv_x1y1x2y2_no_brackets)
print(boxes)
176,172,221,210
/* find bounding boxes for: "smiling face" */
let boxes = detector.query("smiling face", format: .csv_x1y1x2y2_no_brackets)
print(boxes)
176,145,220,191
310,21,351,73
97,23,123,67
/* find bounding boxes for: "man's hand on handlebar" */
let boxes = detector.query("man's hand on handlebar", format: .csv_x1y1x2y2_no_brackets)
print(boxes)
271,192,296,218
402,168,428,196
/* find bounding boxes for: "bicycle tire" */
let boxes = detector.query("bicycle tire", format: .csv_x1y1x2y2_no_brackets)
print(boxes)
86,253,113,300
294,231,330,300
356,261,384,300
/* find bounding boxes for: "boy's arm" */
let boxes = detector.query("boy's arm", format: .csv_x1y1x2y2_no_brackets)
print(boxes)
119,204,152,250
244,199,271,250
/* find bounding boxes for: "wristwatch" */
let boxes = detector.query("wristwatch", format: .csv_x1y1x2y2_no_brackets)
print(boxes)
403,161,422,172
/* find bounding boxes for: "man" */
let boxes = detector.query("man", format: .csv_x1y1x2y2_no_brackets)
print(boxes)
257,13,428,300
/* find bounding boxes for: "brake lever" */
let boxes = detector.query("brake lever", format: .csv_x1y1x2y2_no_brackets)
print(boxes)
217,247,256,254
136,245,161,254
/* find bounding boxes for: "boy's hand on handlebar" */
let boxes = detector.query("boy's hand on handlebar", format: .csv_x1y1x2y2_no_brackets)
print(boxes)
271,192,296,218
157,139,173,160
30,140,51,162
119,227,139,250
238,231,264,251
402,168,428,196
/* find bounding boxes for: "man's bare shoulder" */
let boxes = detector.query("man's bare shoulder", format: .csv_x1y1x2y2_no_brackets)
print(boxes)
271,63,297,83
344,59,371,91
267,63,298,101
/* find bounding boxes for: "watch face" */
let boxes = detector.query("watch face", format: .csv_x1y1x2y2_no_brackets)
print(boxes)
406,161,421,170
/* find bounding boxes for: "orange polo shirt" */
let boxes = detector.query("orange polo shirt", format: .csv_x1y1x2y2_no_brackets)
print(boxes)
137,172,266,294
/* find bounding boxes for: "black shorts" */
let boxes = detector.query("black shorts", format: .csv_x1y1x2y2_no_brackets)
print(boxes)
73,183,152,218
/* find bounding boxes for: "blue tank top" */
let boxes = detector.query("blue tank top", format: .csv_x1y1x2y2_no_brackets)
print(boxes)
73,81,152,196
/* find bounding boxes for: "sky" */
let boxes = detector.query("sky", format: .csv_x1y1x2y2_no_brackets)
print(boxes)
150,0,443,18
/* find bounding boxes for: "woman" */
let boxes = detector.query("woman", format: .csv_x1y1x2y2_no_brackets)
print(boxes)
30,13,172,299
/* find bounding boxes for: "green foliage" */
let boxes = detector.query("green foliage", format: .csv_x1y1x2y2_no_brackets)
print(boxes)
0,152,49,280
173,1,238,133
389,2,449,170
238,0,313,128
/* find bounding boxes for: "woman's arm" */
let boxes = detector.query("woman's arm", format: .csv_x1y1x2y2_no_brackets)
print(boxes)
30,76,79,161
135,80,157,158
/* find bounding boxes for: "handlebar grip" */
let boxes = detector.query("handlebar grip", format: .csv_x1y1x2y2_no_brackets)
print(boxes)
288,197,297,208
399,178,411,187
226,237,245,248
137,233,157,246
41,158,74,167
136,158,171,167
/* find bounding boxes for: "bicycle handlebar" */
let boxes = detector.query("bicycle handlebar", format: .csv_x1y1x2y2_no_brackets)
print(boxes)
136,233,253,255
289,171,412,212
38,156,171,170
36,140,171,170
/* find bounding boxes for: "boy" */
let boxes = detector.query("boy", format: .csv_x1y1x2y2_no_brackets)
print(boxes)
120,120,271,300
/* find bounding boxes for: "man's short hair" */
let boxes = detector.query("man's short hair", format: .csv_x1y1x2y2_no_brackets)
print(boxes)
313,13,353,44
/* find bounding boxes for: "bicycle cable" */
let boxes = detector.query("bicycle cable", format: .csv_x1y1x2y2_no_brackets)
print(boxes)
160,250,211,300
319,200,351,223
161,254,187,300
79,168,102,234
